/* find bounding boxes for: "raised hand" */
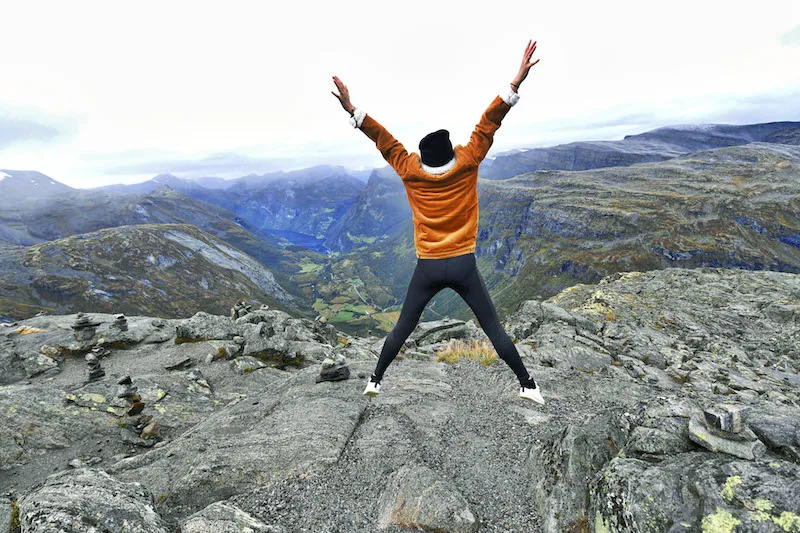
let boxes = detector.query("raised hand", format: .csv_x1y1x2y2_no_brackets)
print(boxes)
331,75,355,115
511,40,540,91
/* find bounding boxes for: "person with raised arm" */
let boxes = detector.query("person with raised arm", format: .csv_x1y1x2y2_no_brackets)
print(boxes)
331,40,544,405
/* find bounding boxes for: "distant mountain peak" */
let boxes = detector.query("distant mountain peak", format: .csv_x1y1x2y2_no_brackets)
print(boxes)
149,184,179,196
152,173,181,182
0,169,76,204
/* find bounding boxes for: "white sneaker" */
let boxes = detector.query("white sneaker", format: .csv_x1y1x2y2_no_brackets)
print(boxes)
363,374,381,397
520,377,544,405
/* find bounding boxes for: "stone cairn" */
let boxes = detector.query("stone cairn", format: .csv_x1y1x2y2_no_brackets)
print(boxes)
110,314,128,332
231,300,252,319
317,353,350,383
71,312,101,341
85,346,111,382
117,375,159,446
313,315,331,338
688,402,766,460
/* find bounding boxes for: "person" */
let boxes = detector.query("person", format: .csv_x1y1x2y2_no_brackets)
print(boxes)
331,40,544,405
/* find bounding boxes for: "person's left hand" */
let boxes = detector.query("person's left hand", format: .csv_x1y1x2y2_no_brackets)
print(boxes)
331,76,355,115
512,40,540,89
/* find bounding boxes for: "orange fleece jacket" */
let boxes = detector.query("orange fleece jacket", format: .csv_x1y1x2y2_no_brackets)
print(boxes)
357,95,515,259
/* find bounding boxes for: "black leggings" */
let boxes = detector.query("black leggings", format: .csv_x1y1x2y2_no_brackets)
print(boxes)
374,252,530,384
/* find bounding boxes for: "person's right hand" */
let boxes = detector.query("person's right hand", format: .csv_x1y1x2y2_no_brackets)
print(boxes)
331,76,355,115
512,40,540,90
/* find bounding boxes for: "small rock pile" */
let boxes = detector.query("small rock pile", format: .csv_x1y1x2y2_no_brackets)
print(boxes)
688,403,766,460
188,368,212,392
85,353,104,382
110,314,128,332
84,345,110,382
231,301,253,319
316,353,350,383
117,375,144,415
71,312,101,341
117,375,159,447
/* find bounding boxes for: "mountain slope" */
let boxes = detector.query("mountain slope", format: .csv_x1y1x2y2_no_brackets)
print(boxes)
92,173,211,195
0,184,285,248
1,222,295,319
194,167,366,253
323,166,412,253
467,142,800,315
0,169,76,204
0,185,342,320
480,121,800,179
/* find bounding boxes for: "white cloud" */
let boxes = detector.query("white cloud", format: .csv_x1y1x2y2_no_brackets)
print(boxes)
779,24,800,46
0,0,798,187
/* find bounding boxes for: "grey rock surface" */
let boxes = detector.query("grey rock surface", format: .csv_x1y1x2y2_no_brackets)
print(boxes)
17,467,169,533
377,462,478,532
0,498,11,533
2,266,800,532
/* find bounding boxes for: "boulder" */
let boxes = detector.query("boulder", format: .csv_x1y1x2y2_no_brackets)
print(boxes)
591,453,800,532
181,501,286,532
526,411,630,532
748,405,800,462
17,467,169,532
377,462,478,532
175,311,240,343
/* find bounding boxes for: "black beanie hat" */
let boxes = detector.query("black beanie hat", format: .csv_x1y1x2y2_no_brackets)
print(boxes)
419,129,454,167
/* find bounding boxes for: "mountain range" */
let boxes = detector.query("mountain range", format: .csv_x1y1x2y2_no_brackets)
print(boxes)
480,121,800,179
1,120,799,336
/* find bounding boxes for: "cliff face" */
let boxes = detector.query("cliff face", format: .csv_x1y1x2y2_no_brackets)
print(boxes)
185,165,367,253
323,166,412,253
1,266,798,532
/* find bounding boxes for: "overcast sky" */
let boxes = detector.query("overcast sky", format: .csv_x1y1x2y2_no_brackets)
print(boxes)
1,0,799,188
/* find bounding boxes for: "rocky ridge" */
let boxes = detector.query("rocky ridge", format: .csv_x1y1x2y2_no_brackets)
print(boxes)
479,121,800,179
1,266,799,532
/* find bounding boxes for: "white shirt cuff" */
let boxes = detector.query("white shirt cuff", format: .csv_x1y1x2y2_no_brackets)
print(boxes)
501,88,520,107
348,108,366,128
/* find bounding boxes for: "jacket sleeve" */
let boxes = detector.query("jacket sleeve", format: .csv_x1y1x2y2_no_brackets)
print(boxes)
351,110,411,176
464,89,520,164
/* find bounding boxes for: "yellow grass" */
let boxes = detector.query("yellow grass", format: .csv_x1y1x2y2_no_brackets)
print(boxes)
435,338,498,366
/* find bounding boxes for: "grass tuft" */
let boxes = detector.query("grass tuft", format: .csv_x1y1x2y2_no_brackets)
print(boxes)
435,338,498,366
